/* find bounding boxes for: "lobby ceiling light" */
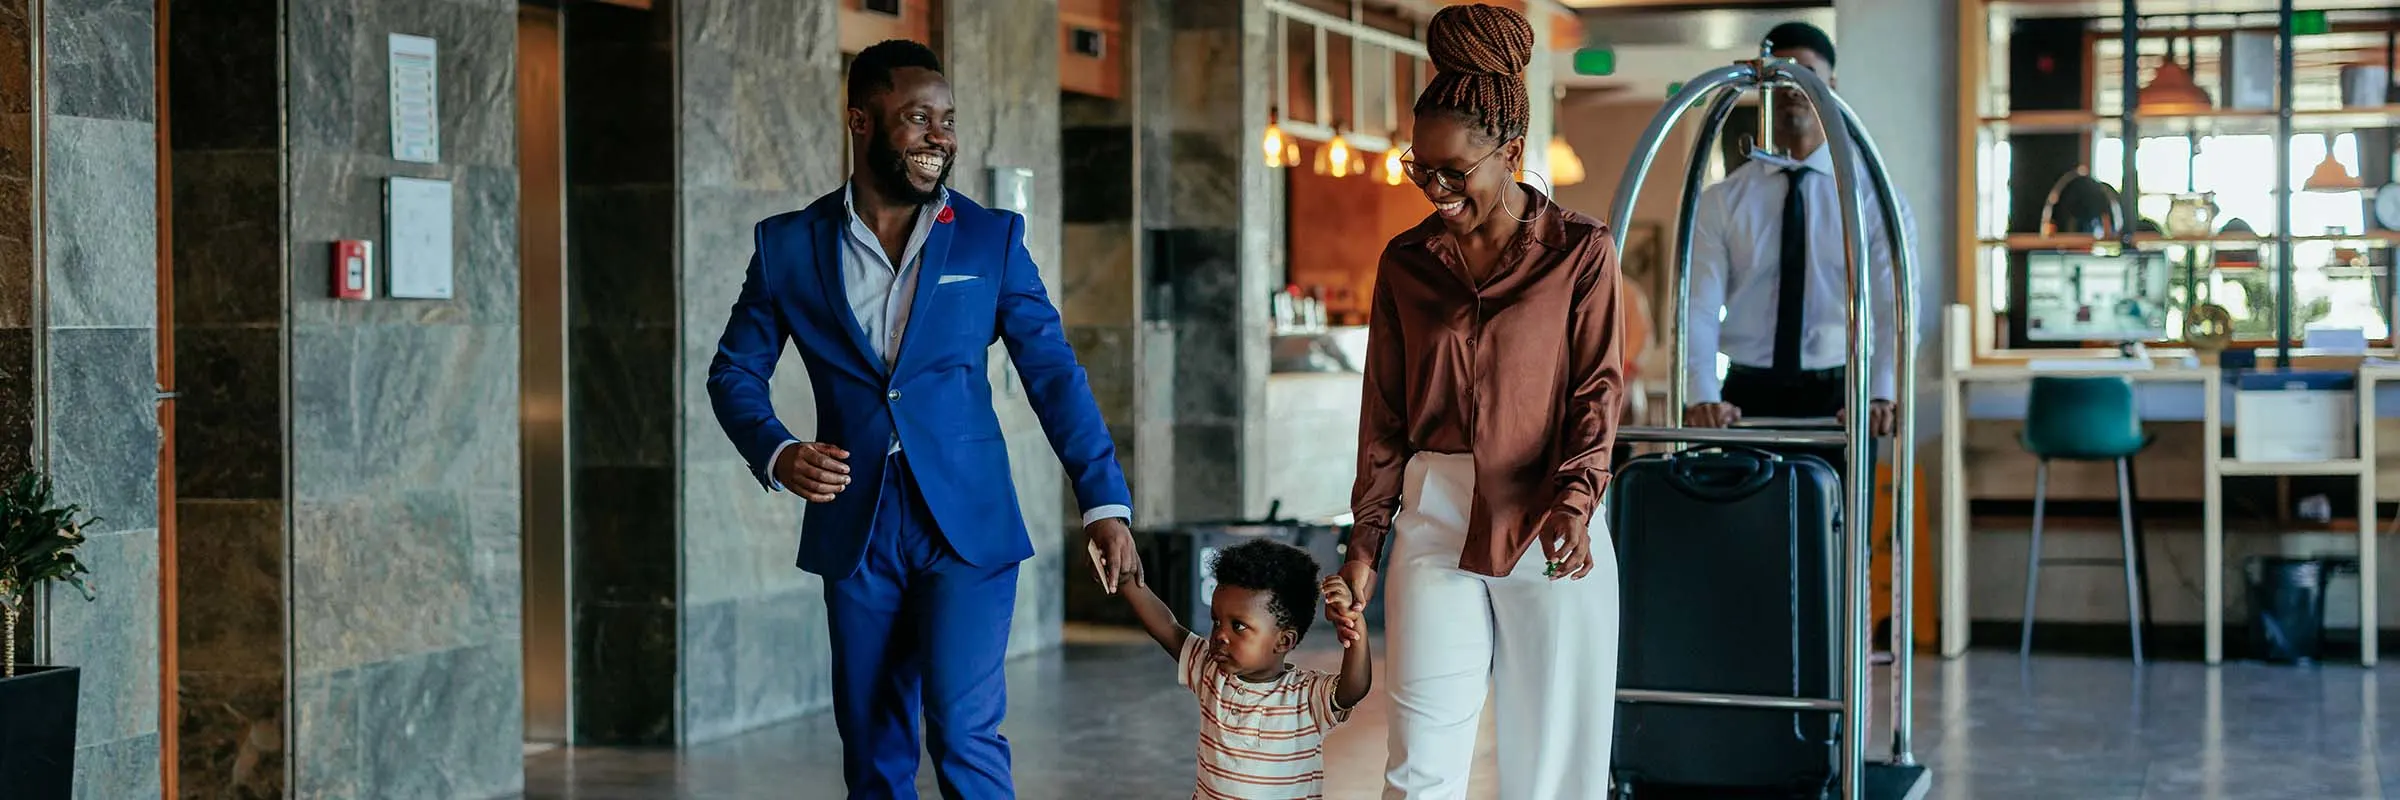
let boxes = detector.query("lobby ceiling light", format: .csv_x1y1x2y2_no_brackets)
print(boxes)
1547,134,1585,187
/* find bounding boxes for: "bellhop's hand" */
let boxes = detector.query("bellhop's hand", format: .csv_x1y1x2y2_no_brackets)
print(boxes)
1837,400,1898,438
1684,402,1741,428
1536,508,1596,581
773,442,852,503
1084,518,1142,594
1326,560,1377,645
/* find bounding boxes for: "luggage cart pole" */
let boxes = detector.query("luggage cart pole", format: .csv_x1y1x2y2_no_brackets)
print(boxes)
1605,51,1929,800
1821,91,1925,769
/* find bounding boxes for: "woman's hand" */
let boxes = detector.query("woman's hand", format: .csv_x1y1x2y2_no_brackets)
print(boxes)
1325,560,1378,645
1536,508,1596,580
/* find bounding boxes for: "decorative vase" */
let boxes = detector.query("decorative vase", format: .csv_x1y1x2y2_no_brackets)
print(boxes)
2186,303,2235,355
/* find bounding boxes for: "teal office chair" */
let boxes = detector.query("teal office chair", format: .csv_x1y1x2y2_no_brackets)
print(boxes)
2018,375,2155,665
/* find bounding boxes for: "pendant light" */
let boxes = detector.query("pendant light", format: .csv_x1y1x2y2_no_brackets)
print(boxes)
1546,86,1584,186
1379,136,1408,187
1315,127,1366,178
1547,135,1585,186
1263,109,1298,169
2135,31,2212,115
2303,133,2362,192
1262,13,1298,169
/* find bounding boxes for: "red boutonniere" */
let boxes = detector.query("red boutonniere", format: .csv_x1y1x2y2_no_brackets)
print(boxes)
936,206,955,224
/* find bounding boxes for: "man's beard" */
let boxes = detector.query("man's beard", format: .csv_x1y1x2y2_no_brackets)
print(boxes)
867,131,951,206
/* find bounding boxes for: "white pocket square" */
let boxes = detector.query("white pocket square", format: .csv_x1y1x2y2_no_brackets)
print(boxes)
938,274,980,285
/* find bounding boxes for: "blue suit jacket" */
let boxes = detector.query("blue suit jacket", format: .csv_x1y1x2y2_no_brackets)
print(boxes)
706,190,1131,578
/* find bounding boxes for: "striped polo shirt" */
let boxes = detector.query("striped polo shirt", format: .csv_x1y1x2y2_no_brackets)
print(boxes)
1177,634,1352,799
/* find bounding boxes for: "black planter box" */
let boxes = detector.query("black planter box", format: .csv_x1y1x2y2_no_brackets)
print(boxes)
0,665,79,799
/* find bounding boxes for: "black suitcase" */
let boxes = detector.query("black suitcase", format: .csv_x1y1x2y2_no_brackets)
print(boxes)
1607,445,1846,798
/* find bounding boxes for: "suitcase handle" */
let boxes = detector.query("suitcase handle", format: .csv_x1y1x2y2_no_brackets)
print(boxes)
1662,446,1783,500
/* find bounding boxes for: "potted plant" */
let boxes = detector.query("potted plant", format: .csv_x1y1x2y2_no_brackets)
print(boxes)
0,470,97,797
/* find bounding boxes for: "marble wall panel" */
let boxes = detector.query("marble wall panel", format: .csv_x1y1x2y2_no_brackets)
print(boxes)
44,115,157,329
44,526,161,740
71,732,162,800
0,328,31,479
671,0,842,743
283,0,522,792
40,327,158,530
45,0,151,123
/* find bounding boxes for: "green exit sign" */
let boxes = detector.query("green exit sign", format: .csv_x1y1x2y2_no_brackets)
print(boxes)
2294,10,2328,36
1573,48,1615,76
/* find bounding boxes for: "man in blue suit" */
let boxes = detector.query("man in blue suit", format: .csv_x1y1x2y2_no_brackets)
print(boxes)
706,40,1142,799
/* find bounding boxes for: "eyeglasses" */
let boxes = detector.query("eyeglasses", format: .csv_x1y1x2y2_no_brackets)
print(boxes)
1399,143,1504,193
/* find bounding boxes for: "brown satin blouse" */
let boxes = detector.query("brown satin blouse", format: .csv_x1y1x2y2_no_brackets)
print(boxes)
1347,188,1627,578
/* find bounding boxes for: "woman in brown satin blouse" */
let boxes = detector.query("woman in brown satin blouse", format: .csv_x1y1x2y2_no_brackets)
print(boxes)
1319,5,1626,797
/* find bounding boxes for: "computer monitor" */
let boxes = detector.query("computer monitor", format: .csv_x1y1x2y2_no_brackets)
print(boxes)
2022,250,2173,343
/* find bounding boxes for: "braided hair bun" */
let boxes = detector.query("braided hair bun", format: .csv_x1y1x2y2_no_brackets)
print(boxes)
1416,4,1534,142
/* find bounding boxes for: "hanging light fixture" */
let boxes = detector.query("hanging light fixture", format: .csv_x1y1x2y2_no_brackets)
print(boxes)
1547,135,1585,187
2303,133,2362,192
1316,125,1365,178
1263,109,1298,169
1546,86,1584,186
1379,138,1407,187
2135,31,2212,114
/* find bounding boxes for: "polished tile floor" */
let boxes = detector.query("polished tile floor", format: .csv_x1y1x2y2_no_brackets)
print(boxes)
522,625,2398,799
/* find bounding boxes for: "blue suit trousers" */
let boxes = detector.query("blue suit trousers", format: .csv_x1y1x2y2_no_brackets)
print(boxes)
826,452,1019,799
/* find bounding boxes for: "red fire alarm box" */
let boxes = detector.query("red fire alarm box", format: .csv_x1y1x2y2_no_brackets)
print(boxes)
333,240,373,300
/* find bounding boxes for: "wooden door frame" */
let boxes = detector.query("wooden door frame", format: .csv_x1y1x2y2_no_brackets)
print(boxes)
154,0,177,795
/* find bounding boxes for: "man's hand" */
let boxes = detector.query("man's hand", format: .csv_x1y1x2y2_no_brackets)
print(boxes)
1325,560,1377,645
1836,400,1898,437
1684,402,1741,428
1319,575,1364,648
773,442,852,503
1084,518,1142,594
1535,508,1596,581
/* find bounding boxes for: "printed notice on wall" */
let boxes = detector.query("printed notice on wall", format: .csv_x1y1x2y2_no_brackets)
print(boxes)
386,177,454,300
389,34,440,163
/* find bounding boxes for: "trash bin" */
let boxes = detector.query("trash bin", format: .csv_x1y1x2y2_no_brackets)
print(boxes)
2245,556,2330,663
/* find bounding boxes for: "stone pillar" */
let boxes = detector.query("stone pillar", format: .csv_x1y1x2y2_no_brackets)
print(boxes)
669,0,844,744
942,0,1072,657
1140,0,1274,522
283,1,524,796
36,0,165,795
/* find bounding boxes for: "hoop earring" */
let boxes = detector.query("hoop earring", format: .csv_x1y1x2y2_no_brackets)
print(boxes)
1507,169,1552,224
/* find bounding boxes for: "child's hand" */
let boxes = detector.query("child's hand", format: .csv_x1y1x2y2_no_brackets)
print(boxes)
1320,576,1364,648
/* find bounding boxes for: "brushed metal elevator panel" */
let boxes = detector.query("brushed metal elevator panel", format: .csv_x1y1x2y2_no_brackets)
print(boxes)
517,3,571,745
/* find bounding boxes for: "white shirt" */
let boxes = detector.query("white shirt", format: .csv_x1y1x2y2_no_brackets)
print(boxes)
1684,145,1910,404
1175,635,1350,798
770,183,1131,528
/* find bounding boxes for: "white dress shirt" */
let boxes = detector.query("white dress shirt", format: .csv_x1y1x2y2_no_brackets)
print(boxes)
1683,145,1911,404
769,182,1131,528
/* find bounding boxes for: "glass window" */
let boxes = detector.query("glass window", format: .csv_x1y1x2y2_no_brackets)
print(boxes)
2008,131,2392,343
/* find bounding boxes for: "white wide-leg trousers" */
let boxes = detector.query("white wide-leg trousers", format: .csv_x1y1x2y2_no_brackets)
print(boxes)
1382,452,1621,800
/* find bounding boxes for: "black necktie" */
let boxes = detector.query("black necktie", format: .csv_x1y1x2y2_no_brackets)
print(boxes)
1773,167,1809,374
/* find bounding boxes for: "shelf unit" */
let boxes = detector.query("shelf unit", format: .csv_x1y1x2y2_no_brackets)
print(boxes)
1957,1,2400,364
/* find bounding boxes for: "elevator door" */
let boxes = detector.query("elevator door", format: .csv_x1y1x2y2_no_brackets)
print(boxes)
518,3,571,746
